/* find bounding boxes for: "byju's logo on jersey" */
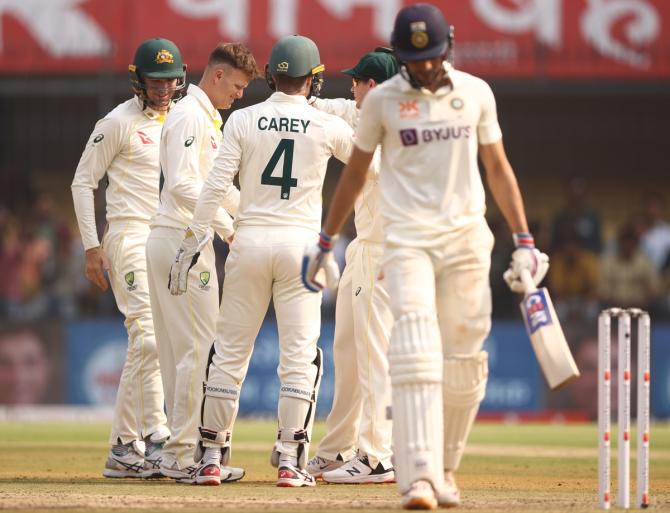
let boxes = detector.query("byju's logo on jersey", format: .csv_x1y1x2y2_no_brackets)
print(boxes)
522,289,553,335
399,100,420,119
399,128,419,146
399,125,471,146
199,271,211,290
125,272,138,291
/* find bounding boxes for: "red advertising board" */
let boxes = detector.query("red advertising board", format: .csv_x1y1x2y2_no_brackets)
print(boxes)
1,0,668,79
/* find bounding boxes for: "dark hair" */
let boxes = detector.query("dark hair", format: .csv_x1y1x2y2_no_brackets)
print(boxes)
208,43,259,79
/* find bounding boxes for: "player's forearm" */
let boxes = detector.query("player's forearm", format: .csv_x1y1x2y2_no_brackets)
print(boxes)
485,159,528,234
191,181,225,241
71,185,100,250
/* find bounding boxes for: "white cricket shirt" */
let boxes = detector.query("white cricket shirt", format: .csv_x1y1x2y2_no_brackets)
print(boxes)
191,92,353,239
311,97,384,244
71,96,165,250
153,84,235,237
355,66,503,247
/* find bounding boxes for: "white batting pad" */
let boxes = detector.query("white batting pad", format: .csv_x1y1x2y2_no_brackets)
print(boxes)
388,312,444,493
442,351,488,470
200,381,240,452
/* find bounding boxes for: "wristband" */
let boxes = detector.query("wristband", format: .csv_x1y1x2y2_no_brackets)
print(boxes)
513,232,534,249
318,231,336,252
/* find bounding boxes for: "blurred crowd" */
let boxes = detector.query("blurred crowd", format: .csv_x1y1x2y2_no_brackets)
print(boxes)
2,179,670,326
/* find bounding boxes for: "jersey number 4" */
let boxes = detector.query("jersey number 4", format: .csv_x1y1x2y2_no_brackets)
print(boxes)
261,138,297,200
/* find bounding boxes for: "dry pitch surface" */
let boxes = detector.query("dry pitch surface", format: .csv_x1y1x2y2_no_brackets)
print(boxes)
1,420,669,512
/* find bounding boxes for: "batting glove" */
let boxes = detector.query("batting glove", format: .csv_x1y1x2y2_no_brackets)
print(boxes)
301,231,340,293
503,232,549,294
169,228,210,296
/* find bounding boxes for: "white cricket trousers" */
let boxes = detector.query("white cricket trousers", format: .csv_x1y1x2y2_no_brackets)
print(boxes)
146,226,218,469
383,219,494,492
103,220,168,445
201,226,322,459
317,238,393,469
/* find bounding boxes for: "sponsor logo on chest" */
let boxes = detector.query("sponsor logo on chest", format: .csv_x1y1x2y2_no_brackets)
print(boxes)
399,125,471,146
136,130,155,145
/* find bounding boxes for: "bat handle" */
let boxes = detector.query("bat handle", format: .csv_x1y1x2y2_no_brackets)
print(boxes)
520,268,537,294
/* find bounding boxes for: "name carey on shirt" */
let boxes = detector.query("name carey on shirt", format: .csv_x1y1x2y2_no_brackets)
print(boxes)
399,125,471,146
258,116,310,133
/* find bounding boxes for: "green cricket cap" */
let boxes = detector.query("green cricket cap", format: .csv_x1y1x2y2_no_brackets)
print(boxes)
341,47,399,83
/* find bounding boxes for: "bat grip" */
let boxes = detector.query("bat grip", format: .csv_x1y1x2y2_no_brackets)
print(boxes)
520,268,537,293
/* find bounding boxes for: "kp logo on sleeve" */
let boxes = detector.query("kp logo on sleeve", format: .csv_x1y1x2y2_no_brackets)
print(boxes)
523,289,552,335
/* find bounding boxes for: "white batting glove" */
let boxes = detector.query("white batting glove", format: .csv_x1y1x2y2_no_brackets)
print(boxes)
503,232,549,294
301,231,340,293
169,228,210,296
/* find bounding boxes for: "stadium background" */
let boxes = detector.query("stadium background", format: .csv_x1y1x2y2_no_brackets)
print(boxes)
1,0,669,421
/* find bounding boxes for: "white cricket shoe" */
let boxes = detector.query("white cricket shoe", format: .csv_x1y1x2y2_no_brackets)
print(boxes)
402,479,438,510
141,439,165,478
102,441,144,478
277,462,317,487
306,455,344,478
159,461,197,484
322,454,394,484
194,461,246,486
437,471,461,508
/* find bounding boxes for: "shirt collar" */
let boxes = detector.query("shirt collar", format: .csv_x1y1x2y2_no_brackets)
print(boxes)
133,95,168,121
269,91,309,104
187,83,221,121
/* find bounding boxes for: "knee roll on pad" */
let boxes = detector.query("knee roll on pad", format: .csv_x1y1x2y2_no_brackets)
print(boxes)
443,351,488,406
442,351,489,471
389,312,443,385
203,382,240,400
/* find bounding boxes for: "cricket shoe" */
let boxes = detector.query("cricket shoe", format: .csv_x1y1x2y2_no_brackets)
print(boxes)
141,438,166,478
322,454,394,484
102,440,145,478
159,461,197,484
194,461,246,485
306,455,344,478
402,479,438,510
437,471,460,508
277,463,317,487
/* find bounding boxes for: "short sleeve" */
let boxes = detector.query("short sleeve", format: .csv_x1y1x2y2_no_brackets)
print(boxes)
353,88,384,153
477,81,503,145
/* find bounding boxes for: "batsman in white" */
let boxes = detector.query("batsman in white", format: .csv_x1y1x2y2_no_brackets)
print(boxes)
304,48,399,484
169,35,353,487
71,38,184,478
303,3,549,510
146,43,258,483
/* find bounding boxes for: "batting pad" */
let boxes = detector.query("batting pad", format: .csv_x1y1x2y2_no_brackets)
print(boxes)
273,347,323,468
200,381,240,455
442,351,488,470
388,312,444,493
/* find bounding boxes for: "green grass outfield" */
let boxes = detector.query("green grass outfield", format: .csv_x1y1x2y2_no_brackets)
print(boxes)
1,420,669,512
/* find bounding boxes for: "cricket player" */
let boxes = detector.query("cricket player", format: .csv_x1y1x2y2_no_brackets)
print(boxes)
304,48,398,484
71,38,185,478
303,3,549,509
146,43,258,483
169,35,354,487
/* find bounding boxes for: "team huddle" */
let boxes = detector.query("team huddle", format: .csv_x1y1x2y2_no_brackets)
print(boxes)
71,3,549,510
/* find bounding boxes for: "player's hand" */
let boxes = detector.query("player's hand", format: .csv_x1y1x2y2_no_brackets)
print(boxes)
84,246,109,291
502,232,549,294
301,231,340,292
169,228,209,296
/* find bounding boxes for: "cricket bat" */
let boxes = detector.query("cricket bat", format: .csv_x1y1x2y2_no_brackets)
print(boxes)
519,269,580,390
